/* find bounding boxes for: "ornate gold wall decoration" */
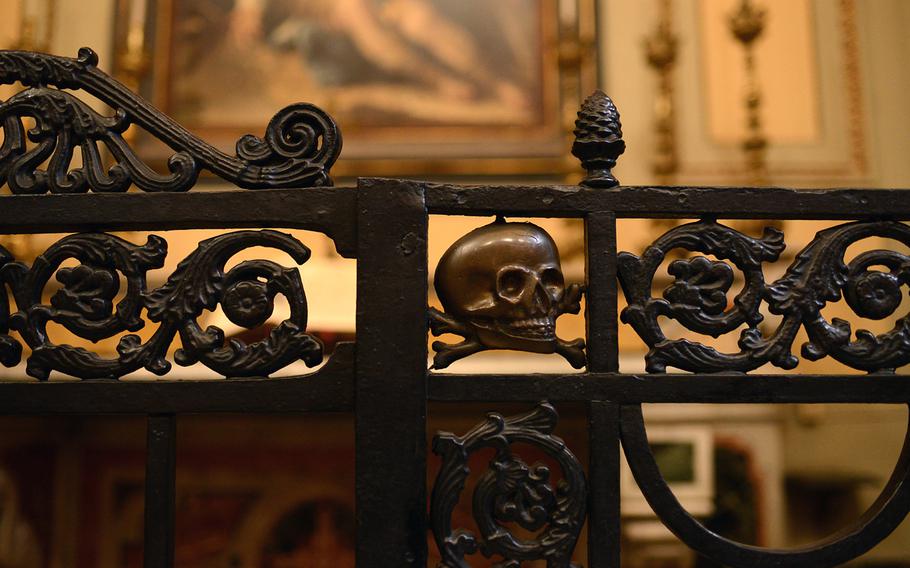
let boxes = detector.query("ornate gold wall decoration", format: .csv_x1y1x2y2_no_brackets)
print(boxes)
612,0,869,184
112,0,151,95
10,0,55,52
729,0,768,185
644,0,679,185
839,0,867,175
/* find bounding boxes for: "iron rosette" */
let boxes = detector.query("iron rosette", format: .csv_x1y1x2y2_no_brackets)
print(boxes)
618,219,788,373
767,221,910,372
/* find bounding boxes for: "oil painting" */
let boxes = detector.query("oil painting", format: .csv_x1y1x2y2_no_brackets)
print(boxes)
145,0,586,174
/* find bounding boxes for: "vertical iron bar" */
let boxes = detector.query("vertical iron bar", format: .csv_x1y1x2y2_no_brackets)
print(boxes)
355,179,428,567
585,211,619,372
144,414,176,568
588,401,622,567
585,211,622,566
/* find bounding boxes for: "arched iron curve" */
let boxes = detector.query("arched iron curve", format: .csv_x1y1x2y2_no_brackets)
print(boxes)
620,404,910,568
0,47,341,192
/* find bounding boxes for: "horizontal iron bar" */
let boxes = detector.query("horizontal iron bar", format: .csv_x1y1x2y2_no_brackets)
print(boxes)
0,374,352,414
0,188,359,257
428,373,910,404
0,344,355,414
414,180,910,219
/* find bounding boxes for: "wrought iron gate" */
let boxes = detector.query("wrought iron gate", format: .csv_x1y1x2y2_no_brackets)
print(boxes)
1,48,909,567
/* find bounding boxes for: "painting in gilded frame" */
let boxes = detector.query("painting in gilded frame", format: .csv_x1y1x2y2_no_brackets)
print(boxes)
140,0,597,177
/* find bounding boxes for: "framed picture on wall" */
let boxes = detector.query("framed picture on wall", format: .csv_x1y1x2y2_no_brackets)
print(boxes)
125,0,599,179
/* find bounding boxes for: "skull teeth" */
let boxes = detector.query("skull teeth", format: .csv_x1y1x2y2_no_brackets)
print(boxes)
501,317,556,338
509,317,553,328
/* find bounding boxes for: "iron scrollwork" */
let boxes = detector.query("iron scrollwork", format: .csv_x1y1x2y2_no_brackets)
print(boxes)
618,219,910,373
768,221,910,372
430,403,587,567
0,48,341,193
0,230,322,380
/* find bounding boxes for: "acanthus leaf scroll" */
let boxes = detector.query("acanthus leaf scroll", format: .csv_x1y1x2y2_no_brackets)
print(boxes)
0,48,341,193
430,403,587,568
618,219,910,373
0,230,322,380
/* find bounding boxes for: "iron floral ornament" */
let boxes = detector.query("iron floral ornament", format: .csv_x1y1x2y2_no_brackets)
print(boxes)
430,403,587,567
0,230,322,380
429,220,585,369
618,219,910,373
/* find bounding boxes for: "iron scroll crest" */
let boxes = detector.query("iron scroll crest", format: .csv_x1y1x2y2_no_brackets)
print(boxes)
0,48,341,192
430,403,587,567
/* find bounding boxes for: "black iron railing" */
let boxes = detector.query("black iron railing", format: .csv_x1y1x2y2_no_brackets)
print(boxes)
0,48,908,568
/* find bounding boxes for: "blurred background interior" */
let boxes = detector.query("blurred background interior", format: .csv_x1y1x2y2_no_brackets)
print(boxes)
1,0,910,566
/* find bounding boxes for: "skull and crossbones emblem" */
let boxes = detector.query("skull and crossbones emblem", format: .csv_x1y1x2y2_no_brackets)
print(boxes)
429,220,586,369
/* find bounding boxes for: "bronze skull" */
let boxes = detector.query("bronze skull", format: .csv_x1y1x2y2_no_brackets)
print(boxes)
430,220,585,369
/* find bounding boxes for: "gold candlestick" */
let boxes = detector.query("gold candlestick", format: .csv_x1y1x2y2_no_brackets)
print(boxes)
558,0,597,185
113,0,151,147
729,0,768,185
115,0,150,94
644,0,678,185
12,0,55,52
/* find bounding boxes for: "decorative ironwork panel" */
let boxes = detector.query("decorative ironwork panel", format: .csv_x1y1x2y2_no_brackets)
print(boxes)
431,403,587,567
2,47,910,568
0,230,322,380
618,219,910,373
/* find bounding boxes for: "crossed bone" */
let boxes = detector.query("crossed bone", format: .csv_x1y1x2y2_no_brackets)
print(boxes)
429,284,586,370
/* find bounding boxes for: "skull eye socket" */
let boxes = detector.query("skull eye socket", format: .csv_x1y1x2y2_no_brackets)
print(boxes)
497,267,530,302
540,267,564,295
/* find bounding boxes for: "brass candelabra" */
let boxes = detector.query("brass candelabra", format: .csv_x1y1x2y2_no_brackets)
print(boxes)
644,0,679,185
729,0,768,185
11,0,55,52
559,1,597,185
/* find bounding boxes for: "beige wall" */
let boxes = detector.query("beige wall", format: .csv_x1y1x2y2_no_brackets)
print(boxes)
601,0,910,188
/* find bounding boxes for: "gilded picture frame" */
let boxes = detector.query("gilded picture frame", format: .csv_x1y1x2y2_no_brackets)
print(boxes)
128,0,599,179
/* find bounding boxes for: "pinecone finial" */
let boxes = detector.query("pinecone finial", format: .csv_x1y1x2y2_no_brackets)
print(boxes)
572,90,625,188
